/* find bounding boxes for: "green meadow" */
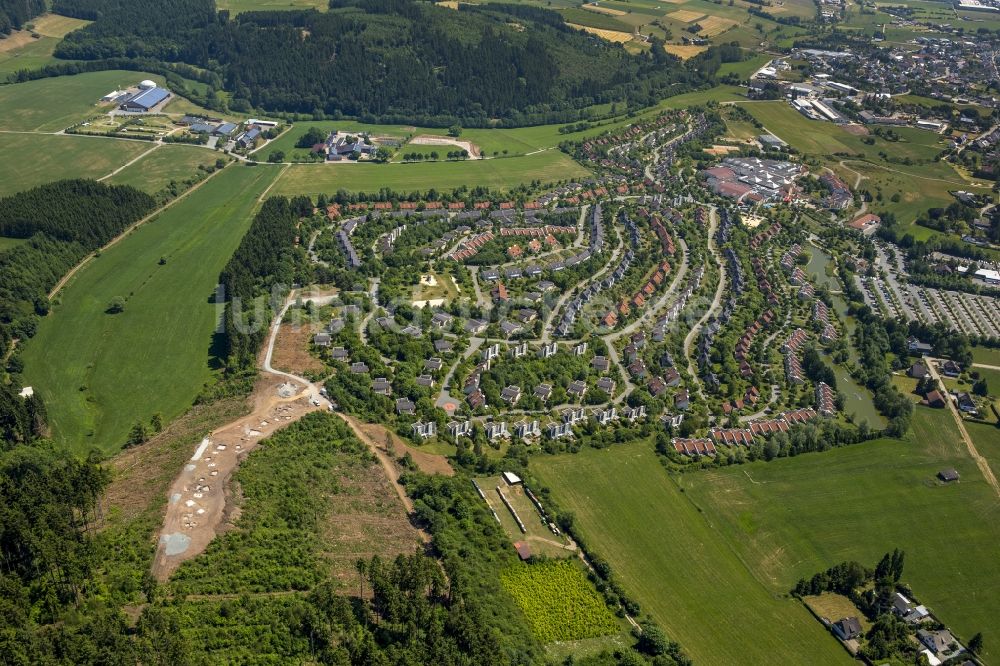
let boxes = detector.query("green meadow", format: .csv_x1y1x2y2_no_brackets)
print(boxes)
532,441,849,666
20,164,277,455
109,144,223,194
0,70,169,132
0,133,151,196
533,406,1000,663
271,149,591,196
0,14,90,77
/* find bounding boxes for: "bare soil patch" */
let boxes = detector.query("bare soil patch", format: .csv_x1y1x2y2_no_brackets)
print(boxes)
321,460,424,592
151,373,323,581
0,31,39,53
354,420,454,476
271,320,325,376
841,123,870,136
409,134,482,158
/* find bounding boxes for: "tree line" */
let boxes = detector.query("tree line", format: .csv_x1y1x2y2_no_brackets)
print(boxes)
0,0,45,35
0,180,155,448
218,196,304,373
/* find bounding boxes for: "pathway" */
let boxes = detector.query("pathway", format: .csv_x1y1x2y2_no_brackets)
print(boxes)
926,357,1000,499
683,206,724,397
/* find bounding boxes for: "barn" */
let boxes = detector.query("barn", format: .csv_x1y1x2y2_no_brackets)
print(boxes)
120,86,170,112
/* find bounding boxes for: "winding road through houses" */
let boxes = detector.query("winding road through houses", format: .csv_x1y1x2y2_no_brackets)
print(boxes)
683,205,724,398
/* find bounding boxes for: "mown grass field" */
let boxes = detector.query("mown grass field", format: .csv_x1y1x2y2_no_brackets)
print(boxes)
271,149,590,196
108,144,222,193
534,406,1000,663
0,69,168,132
532,442,850,665
678,406,1000,662
0,133,152,196
20,164,277,455
973,347,1000,367
0,236,27,250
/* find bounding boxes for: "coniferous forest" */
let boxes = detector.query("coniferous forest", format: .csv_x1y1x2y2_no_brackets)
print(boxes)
0,0,46,34
48,0,701,126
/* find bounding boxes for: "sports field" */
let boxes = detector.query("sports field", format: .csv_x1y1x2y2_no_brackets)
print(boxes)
0,70,167,132
535,405,1000,662
108,144,222,193
270,149,591,196
0,133,151,196
532,441,850,665
20,164,277,455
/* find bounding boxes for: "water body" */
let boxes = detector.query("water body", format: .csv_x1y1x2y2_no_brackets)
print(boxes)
805,243,887,429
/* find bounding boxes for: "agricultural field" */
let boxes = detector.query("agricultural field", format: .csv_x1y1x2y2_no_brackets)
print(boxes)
664,44,708,59
532,441,849,665
973,346,1000,367
679,406,1000,662
0,14,90,77
108,144,223,194
0,133,152,196
499,560,621,642
19,164,278,455
270,150,591,196
0,69,168,132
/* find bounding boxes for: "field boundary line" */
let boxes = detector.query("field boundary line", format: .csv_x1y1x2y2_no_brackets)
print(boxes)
257,163,289,203
98,143,162,181
48,165,227,300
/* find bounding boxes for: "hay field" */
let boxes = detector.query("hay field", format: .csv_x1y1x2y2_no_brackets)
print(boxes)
664,43,709,59
698,14,737,35
583,2,628,15
668,8,706,21
567,23,635,41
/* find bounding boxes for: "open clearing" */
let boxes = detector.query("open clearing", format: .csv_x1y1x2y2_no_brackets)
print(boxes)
0,14,90,75
271,150,591,196
216,0,328,11
20,165,277,455
679,406,1000,662
532,442,849,665
0,133,152,196
108,144,222,194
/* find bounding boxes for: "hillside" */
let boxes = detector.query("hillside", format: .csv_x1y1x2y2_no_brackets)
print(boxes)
49,0,698,125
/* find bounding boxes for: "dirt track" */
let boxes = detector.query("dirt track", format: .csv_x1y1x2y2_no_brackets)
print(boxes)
151,374,320,581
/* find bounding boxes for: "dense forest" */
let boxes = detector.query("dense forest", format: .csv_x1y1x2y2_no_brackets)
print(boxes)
218,195,304,372
50,0,701,125
0,0,45,34
0,180,155,447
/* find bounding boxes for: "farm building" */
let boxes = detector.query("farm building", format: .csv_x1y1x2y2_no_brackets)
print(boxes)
120,85,170,112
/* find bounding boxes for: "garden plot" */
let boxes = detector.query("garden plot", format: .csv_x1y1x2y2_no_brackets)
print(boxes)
474,476,576,559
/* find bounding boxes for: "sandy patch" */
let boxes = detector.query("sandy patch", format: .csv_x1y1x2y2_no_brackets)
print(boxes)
567,23,635,42
412,298,445,308
409,134,481,159
742,214,766,229
668,9,706,22
420,274,438,287
841,123,870,136
705,144,741,155
664,43,709,59
583,2,628,15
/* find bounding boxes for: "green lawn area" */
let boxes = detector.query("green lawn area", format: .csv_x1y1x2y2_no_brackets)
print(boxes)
108,144,222,194
717,54,770,79
19,164,277,455
0,133,152,196
0,69,169,132
973,347,1000,368
677,406,1000,662
532,441,850,665
271,149,591,196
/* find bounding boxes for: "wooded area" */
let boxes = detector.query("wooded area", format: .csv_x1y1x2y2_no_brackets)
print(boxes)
0,0,45,35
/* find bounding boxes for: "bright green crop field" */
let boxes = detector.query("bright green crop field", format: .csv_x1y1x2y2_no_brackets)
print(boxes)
0,133,152,196
270,149,591,196
533,406,1000,663
20,164,277,455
